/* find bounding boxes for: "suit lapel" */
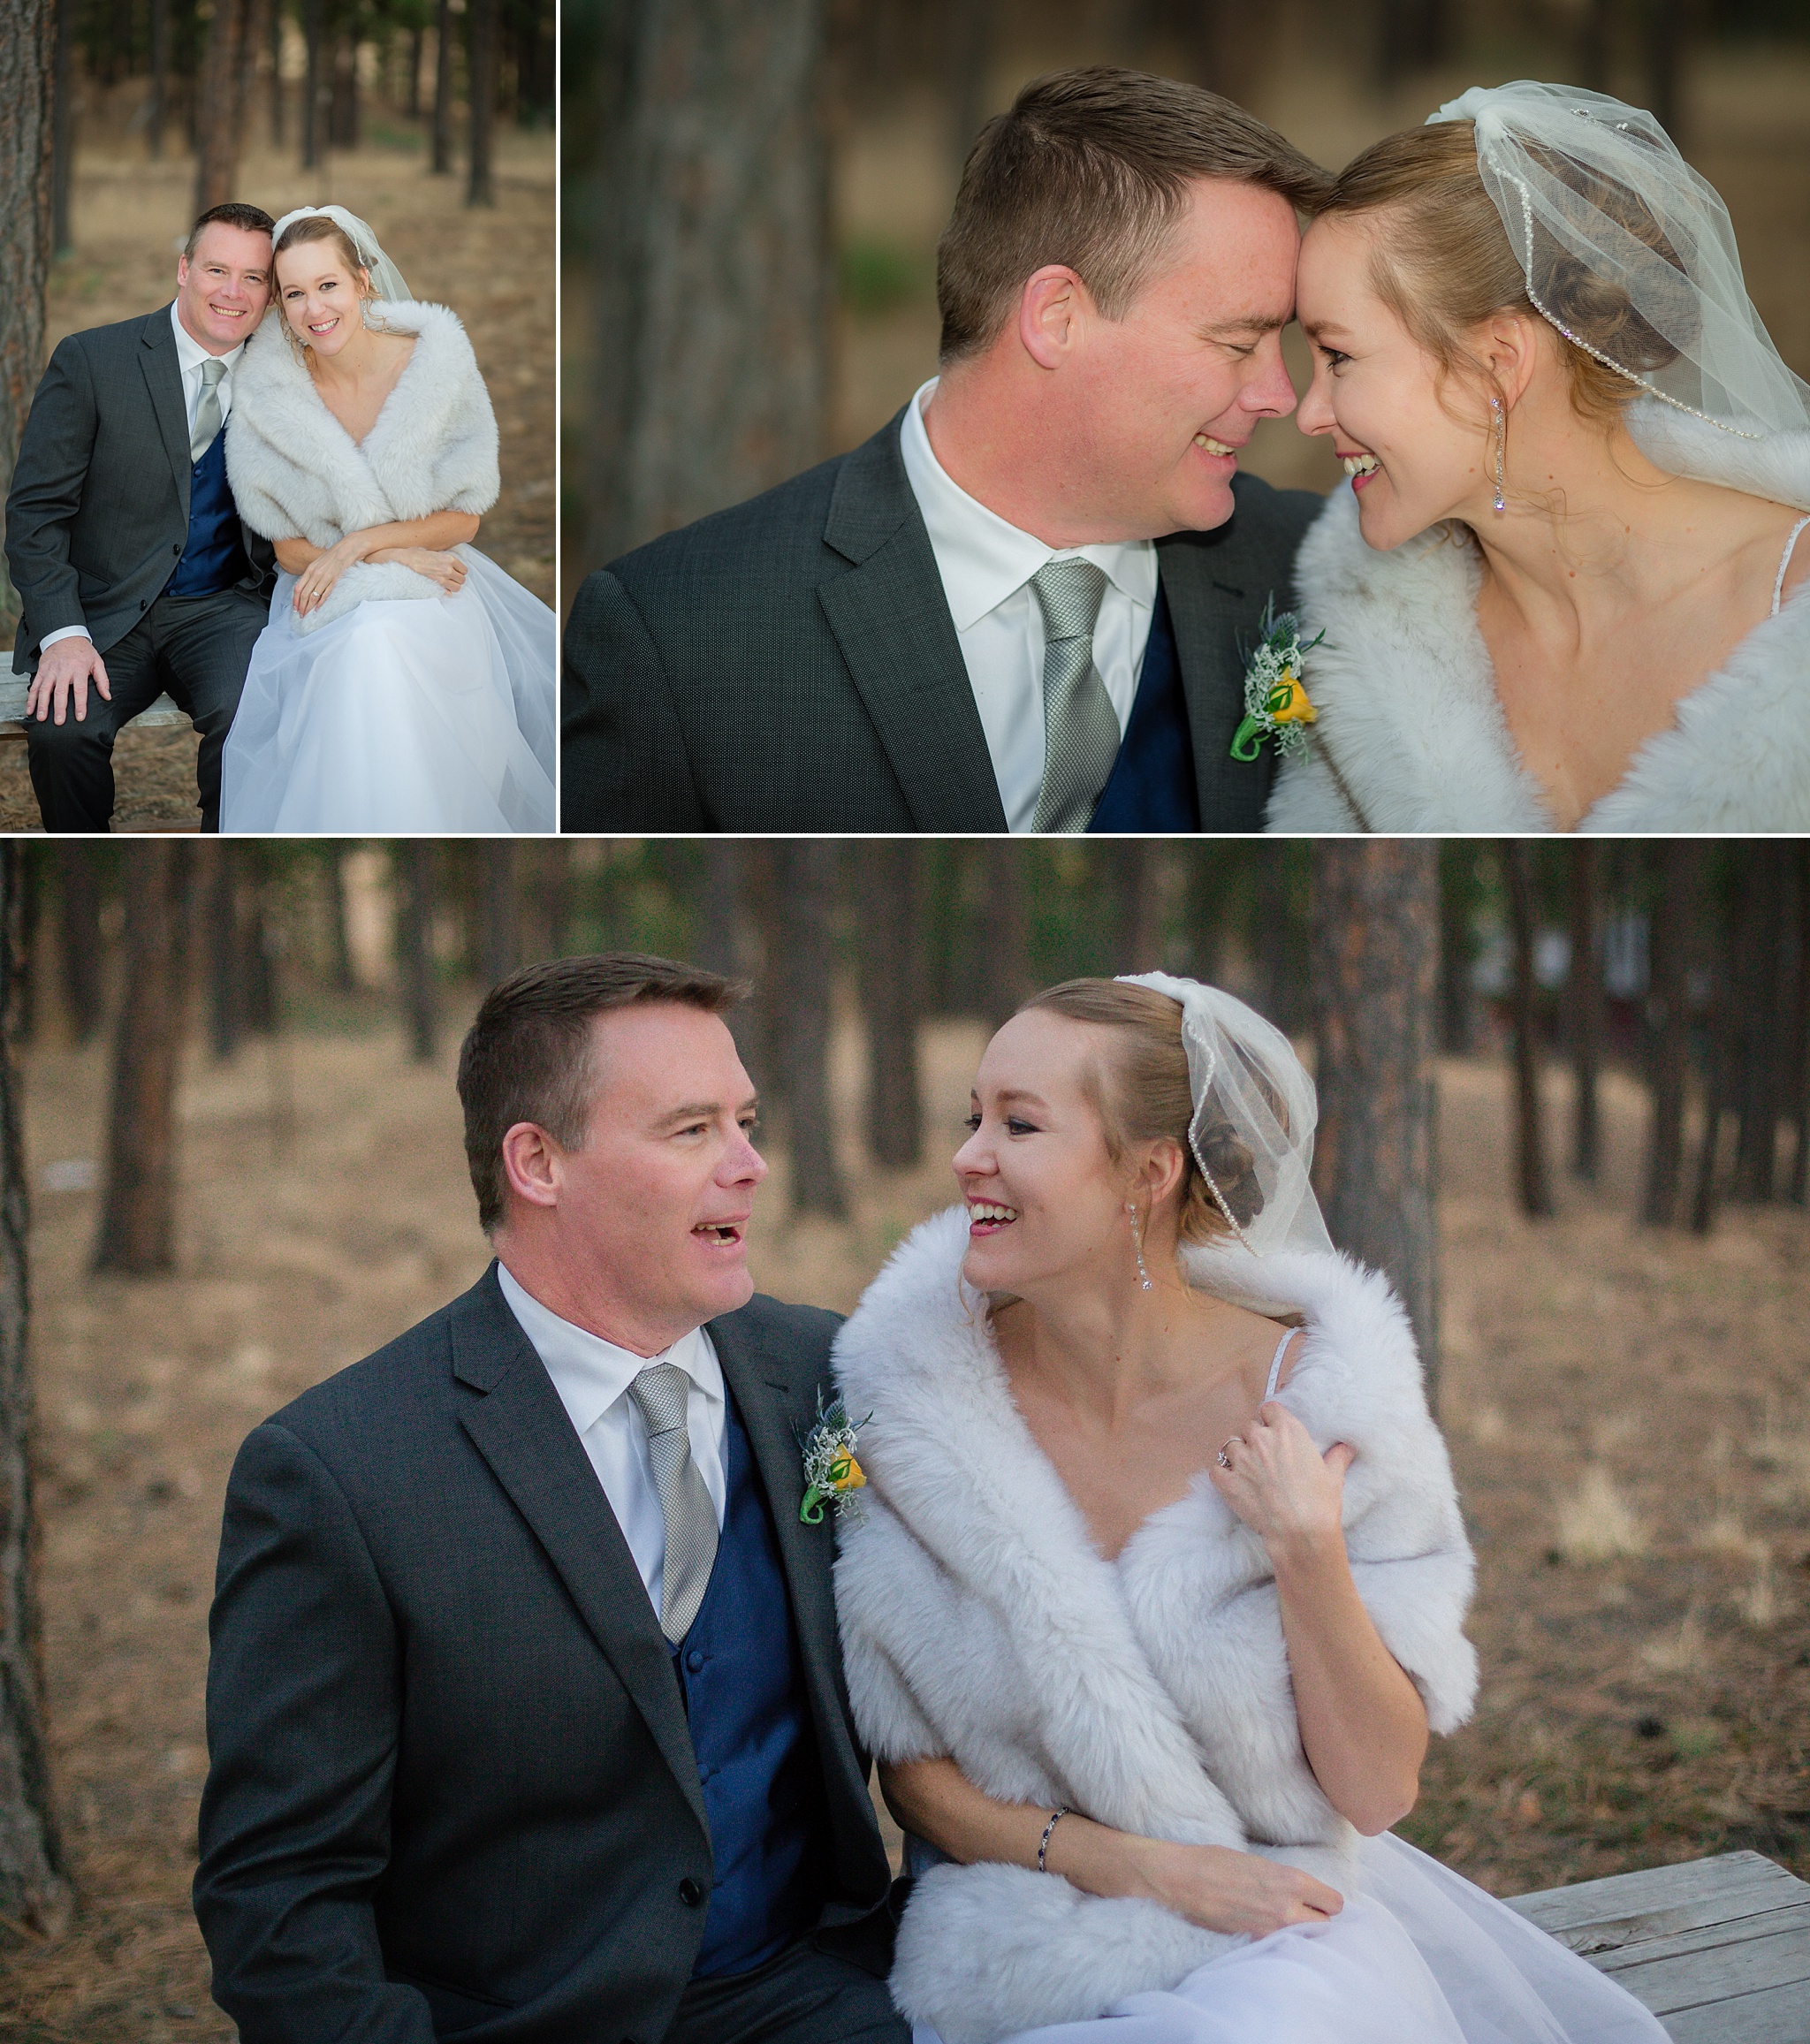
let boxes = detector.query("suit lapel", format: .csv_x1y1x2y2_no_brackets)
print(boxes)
141,306,194,519
451,1270,707,1835
818,417,1008,832
1160,533,1277,830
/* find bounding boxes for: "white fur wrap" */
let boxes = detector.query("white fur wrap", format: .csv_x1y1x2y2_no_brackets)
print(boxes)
1268,407,1810,832
831,1208,1478,2043
224,300,499,634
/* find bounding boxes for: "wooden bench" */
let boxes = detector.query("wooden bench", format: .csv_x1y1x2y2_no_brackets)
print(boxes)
1508,1850,1810,2041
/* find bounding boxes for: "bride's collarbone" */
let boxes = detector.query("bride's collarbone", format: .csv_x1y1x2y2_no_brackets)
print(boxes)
307,331,418,446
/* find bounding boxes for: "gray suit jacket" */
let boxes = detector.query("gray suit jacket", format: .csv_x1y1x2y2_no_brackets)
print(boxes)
560,408,1322,832
194,1266,898,2044
4,303,275,672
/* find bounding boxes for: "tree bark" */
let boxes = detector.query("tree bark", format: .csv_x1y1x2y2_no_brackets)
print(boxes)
0,845,70,1938
53,846,103,1044
859,842,922,1173
1567,843,1603,1182
1502,841,1555,1220
396,843,438,1063
1309,842,1441,1402
1254,845,1309,1038
1731,843,1783,1203
49,0,71,255
150,0,171,156
466,0,496,204
777,841,846,1219
1436,841,1479,1056
0,0,56,638
480,843,519,986
1640,840,1696,1228
584,0,831,573
431,0,454,173
93,844,192,1275
268,0,285,147
207,843,244,1062
323,846,355,992
1790,842,1810,1206
301,0,326,167
947,0,992,178
194,0,251,211
978,840,1030,1032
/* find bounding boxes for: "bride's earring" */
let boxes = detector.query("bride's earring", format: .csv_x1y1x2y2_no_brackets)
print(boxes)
1127,1201,1153,1291
1491,396,1507,514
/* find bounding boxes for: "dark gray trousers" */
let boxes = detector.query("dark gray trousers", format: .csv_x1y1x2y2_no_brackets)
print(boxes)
25,585,268,832
664,1939,910,2044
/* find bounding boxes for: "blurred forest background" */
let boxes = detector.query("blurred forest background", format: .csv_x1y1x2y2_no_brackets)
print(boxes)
0,0,554,829
563,0,1810,611
0,835,1805,2037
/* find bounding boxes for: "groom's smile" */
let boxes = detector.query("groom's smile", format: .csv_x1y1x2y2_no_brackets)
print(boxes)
175,221,273,353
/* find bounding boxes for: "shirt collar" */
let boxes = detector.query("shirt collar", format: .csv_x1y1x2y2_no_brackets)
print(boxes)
899,376,1157,632
494,1262,725,1439
169,299,247,379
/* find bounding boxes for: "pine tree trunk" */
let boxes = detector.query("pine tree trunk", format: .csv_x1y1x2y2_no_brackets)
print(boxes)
859,842,922,1172
584,0,830,571
947,0,992,176
408,24,423,119
481,844,518,986
466,0,495,205
268,0,285,147
323,846,355,992
1502,841,1555,1220
94,844,193,1275
1790,842,1810,1205
49,0,71,255
1436,842,1479,1056
1640,840,1697,1227
396,843,438,1063
0,845,70,1938
1567,843,1603,1182
151,0,171,156
1309,841,1441,1402
431,0,454,173
53,846,103,1044
207,843,244,1062
978,840,1030,1032
0,0,56,637
1253,846,1308,1037
300,0,325,166
1731,844,1783,1203
778,841,845,1219
1183,845,1236,986
194,0,250,211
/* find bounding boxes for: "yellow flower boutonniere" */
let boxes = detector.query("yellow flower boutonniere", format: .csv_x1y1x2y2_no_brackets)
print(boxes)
798,1390,870,1524
1230,598,1327,764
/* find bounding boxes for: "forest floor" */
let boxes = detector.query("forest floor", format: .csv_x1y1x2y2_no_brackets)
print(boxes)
1,1002,1806,2039
0,117,555,833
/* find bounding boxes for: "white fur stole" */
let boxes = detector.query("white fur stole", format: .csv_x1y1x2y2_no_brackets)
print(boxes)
224,299,500,634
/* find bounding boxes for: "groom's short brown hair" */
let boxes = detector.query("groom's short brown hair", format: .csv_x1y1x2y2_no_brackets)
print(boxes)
184,202,277,258
938,67,1331,362
457,953,746,1232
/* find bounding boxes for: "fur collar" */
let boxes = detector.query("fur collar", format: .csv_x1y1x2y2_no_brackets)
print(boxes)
831,1208,1477,2041
1271,421,1810,832
224,300,499,633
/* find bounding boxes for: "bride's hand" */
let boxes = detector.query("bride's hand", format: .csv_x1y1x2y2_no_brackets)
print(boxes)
379,547,468,595
1128,1839,1342,1937
290,536,364,616
1210,1401,1354,1556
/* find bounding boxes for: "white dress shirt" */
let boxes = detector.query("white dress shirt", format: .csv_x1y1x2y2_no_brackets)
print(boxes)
898,377,1158,832
42,303,249,654
496,1262,728,1629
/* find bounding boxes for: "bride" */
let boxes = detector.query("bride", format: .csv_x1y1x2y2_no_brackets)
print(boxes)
831,975,1669,2044
218,206,555,832
1269,81,1810,832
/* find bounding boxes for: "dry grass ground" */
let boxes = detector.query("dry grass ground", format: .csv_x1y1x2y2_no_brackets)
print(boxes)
1,116,554,832
1,1004,1805,2037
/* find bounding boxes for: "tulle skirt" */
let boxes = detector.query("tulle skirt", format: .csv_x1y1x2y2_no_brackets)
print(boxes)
913,1835,1669,2044
219,546,557,833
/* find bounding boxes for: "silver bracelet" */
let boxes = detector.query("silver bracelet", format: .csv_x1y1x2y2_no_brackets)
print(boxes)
1037,1805,1073,1874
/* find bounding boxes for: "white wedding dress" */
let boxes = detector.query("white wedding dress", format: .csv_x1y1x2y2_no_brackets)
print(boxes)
218,295,556,834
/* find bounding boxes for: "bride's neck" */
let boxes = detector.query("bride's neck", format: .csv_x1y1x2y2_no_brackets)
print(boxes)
1005,1258,1227,1426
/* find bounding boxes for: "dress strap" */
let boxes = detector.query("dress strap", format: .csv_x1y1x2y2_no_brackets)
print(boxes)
1263,1326,1296,1401
1774,513,1810,616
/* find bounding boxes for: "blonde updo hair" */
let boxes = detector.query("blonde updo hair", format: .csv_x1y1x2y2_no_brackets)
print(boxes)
1317,120,1686,429
1017,978,1272,1243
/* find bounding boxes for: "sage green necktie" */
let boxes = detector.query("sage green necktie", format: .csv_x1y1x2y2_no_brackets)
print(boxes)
1030,558,1119,834
627,1361,719,1644
191,357,227,464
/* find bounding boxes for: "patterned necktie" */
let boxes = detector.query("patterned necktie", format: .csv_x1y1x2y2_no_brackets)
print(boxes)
627,1362,719,1644
191,357,227,464
1030,558,1119,834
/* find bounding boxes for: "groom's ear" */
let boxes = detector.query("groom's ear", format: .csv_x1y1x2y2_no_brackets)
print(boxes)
1018,266,1088,370
498,1120,563,1213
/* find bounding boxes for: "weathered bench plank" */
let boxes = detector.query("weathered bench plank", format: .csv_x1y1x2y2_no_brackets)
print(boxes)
1507,1850,1810,2043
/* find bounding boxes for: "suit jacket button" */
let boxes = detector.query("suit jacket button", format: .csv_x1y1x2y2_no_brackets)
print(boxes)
678,1877,703,1906
172,543,182,556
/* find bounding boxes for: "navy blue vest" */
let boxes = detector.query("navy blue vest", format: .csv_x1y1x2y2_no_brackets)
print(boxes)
165,425,250,600
1088,581,1201,833
674,1385,827,1979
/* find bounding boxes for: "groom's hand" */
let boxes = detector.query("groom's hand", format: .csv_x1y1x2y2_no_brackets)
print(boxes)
27,638,111,726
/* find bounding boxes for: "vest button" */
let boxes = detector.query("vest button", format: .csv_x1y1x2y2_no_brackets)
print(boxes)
678,1876,703,1907
686,1649,704,1673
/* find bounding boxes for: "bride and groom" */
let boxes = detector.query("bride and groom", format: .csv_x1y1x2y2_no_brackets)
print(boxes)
4,200,555,834
562,66,1810,834
194,950,1669,2044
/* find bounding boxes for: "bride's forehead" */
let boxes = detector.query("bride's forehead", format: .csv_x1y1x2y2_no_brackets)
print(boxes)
977,1011,1109,1092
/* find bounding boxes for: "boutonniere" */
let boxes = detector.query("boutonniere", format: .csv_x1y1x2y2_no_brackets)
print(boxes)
1230,597,1326,763
798,1389,870,1524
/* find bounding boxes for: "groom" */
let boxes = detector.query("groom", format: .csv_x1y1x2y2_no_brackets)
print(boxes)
195,954,909,2043
4,201,278,832
562,67,1332,833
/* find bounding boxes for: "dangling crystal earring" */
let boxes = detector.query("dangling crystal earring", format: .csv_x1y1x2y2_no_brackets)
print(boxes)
1127,1201,1153,1291
1491,396,1507,514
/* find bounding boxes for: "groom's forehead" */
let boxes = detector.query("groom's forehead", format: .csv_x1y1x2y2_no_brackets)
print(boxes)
186,224,273,270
